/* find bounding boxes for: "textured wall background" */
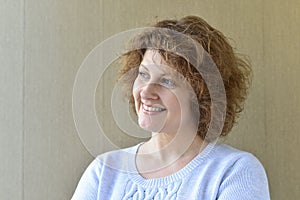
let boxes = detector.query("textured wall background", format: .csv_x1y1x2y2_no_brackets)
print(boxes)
1,0,299,199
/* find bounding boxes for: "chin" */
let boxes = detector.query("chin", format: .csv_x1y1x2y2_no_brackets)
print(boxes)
138,117,165,133
138,122,161,133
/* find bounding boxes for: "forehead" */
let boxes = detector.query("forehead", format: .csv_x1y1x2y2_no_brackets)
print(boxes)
141,50,165,65
141,50,176,75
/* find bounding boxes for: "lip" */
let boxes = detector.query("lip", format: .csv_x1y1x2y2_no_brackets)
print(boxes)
141,103,166,115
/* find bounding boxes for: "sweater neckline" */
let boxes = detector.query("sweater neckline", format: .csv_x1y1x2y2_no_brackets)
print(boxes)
127,141,218,187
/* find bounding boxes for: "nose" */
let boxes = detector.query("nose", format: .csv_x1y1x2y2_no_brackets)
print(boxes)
140,83,159,100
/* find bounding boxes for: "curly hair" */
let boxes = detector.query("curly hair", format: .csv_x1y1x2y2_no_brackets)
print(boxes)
118,16,252,140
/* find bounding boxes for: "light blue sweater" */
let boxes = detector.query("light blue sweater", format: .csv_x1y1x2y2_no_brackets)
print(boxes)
72,142,270,200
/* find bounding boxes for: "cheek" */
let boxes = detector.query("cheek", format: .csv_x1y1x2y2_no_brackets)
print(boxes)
163,93,181,113
132,77,148,103
132,76,143,91
132,79,141,110
168,92,193,116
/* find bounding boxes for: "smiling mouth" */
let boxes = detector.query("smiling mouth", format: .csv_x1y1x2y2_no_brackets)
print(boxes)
142,103,166,112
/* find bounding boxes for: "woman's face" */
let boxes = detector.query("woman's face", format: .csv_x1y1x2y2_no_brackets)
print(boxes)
132,50,197,134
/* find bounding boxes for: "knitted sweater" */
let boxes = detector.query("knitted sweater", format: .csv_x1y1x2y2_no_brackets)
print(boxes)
72,142,270,200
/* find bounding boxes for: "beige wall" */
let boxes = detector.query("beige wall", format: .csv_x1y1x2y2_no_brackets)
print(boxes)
1,0,299,199
0,0,24,199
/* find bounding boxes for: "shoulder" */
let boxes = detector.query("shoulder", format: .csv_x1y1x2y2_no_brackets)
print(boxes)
211,143,270,200
72,144,141,199
210,142,268,181
202,142,268,181
97,143,140,162
211,142,264,166
94,143,140,172
77,143,140,178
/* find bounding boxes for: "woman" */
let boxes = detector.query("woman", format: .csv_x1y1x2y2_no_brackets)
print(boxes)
72,16,270,200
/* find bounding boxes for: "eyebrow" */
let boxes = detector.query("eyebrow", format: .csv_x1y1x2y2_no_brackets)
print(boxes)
139,64,171,77
139,64,149,71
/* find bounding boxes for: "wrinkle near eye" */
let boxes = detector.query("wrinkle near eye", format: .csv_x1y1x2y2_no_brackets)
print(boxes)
137,67,150,81
160,77,176,88
138,71,149,79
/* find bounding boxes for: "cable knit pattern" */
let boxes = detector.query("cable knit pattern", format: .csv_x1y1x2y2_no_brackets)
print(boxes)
71,142,270,200
122,179,182,200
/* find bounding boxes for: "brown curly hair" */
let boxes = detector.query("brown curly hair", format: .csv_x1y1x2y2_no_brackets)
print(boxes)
118,16,252,141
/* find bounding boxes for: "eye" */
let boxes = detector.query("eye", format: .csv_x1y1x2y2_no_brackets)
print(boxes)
138,71,150,80
161,78,175,88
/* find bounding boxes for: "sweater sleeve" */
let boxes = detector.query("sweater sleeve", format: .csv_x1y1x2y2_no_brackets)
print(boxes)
71,157,102,200
217,153,270,200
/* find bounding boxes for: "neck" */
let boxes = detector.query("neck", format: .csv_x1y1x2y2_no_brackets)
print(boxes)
136,133,207,178
139,127,207,161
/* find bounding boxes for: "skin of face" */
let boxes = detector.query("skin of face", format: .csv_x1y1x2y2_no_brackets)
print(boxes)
132,50,197,136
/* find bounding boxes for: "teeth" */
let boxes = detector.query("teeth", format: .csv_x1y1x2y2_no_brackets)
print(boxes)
143,104,165,112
